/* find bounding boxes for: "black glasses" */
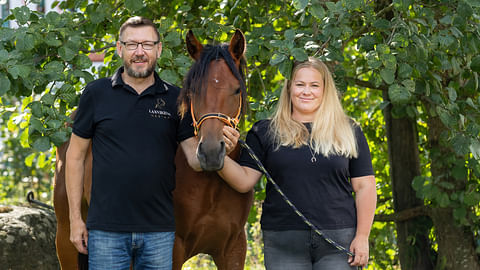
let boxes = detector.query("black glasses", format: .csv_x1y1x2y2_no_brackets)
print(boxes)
120,41,159,50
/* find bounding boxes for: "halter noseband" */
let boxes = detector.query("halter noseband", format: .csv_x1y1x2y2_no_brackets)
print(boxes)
190,94,242,136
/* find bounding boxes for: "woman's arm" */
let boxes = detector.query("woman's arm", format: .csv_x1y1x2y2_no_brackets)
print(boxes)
349,175,377,267
217,156,263,193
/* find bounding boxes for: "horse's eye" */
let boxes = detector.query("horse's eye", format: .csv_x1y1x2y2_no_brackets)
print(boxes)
234,88,241,94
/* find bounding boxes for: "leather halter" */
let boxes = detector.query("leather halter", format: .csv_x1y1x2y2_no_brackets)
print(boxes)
190,94,242,136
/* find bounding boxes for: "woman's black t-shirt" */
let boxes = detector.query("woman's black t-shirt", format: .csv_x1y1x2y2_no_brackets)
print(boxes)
238,119,374,230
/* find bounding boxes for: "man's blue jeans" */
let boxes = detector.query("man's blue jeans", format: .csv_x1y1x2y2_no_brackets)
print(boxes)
88,230,174,270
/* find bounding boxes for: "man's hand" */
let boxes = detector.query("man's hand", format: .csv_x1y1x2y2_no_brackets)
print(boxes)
223,126,240,155
70,219,88,254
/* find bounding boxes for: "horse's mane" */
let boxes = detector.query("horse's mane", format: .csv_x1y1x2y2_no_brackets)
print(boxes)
178,43,247,119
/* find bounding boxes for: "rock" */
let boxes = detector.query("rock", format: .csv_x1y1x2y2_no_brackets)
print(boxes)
0,205,59,270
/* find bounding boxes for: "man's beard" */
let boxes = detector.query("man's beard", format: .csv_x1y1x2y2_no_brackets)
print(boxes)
124,56,156,78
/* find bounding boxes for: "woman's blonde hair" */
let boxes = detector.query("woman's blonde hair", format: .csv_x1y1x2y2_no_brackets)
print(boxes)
270,57,358,158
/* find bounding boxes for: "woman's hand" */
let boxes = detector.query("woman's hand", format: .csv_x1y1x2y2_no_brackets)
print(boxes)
349,234,369,267
223,126,240,155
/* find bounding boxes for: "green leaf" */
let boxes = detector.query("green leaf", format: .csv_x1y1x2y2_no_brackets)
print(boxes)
398,63,413,78
388,84,411,104
16,65,31,79
291,48,308,62
30,118,45,132
464,191,480,206
89,6,106,24
284,29,296,41
345,0,363,10
0,49,8,62
437,192,450,207
58,84,76,103
447,87,457,102
8,65,20,79
164,31,181,47
457,1,473,18
375,44,390,55
25,153,36,167
437,107,455,128
309,4,325,19
33,137,51,152
46,119,62,129
74,54,92,69
380,68,395,85
381,54,397,70
30,101,43,118
412,175,427,193
41,93,56,106
373,19,390,30
358,35,376,51
470,55,480,72
292,0,308,10
402,80,415,92
50,131,69,146
465,0,480,7
470,139,480,159
278,59,293,79
12,6,31,25
270,53,286,65
0,28,14,42
0,73,11,95
59,46,76,61
44,61,65,74
174,55,192,68
159,69,180,84
45,32,62,47
37,153,47,168
452,164,467,180
45,11,62,27
366,52,382,69
125,0,144,12
16,32,35,51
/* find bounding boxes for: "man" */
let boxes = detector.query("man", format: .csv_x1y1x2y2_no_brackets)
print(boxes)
66,17,202,269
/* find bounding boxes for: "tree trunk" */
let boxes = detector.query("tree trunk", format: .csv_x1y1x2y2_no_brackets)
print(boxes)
383,95,436,270
427,116,480,270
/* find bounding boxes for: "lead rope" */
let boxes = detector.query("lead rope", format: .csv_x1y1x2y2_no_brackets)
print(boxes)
238,139,362,269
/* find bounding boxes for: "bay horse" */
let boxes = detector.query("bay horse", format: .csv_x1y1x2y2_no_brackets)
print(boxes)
53,29,253,270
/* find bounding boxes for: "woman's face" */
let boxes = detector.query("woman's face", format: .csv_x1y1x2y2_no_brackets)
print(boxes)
290,67,324,122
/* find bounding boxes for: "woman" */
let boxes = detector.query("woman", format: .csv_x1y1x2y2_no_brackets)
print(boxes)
220,57,376,269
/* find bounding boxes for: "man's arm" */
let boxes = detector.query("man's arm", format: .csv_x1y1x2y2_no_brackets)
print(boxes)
65,133,91,254
179,136,202,171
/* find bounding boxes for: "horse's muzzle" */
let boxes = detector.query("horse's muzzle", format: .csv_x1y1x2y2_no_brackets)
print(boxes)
197,140,226,171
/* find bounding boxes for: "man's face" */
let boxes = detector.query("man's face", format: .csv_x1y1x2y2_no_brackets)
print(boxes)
116,25,162,79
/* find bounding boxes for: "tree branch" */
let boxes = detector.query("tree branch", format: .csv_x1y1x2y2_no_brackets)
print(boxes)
347,2,395,43
374,205,430,222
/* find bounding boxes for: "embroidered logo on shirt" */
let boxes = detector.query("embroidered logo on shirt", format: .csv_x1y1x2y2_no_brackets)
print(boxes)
149,98,171,118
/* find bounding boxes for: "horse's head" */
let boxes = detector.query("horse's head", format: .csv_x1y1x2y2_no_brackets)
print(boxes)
178,30,247,171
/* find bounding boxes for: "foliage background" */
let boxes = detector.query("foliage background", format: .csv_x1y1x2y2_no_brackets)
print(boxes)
1,0,479,269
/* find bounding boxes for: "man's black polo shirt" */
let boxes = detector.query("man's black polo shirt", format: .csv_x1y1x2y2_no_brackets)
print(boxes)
73,67,194,232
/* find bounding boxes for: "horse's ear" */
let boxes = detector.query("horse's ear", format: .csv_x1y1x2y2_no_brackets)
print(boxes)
228,29,246,62
186,30,203,60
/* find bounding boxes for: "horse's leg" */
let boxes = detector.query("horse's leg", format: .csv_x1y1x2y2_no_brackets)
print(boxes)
212,231,247,270
54,142,78,269
172,235,187,270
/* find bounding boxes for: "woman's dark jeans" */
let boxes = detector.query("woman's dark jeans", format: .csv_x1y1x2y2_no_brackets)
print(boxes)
263,228,358,270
